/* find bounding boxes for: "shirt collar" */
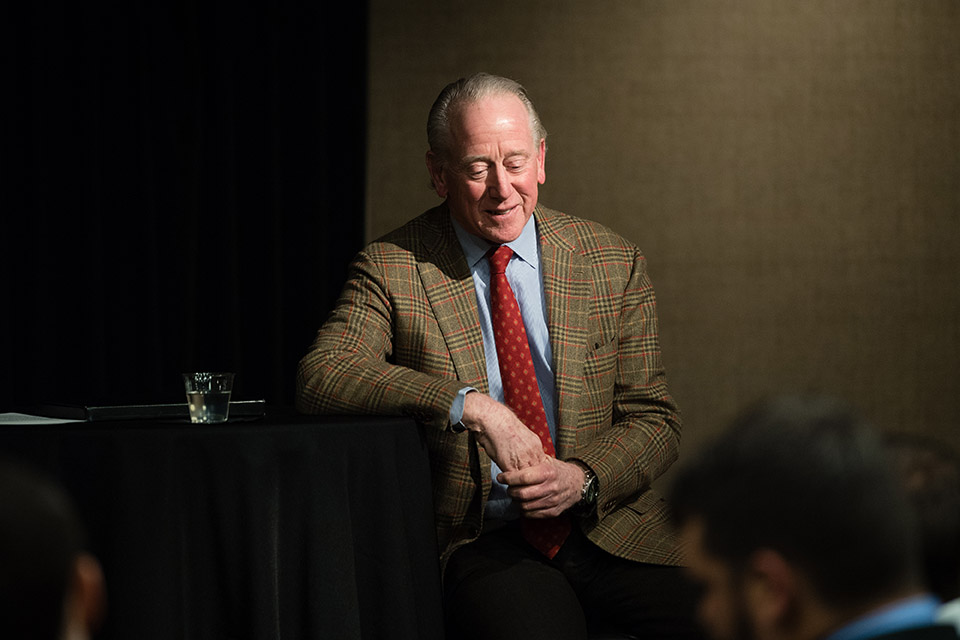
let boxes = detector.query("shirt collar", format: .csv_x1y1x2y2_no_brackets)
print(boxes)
825,594,940,640
451,213,539,272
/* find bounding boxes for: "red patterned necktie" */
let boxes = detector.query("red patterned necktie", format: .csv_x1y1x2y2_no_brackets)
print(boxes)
488,245,571,559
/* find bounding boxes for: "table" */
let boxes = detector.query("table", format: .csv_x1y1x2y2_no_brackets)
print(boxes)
0,410,445,640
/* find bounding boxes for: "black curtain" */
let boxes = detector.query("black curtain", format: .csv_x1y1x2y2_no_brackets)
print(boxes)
3,1,367,410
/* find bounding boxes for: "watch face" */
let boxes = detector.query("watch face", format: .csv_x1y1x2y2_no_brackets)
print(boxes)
585,476,599,503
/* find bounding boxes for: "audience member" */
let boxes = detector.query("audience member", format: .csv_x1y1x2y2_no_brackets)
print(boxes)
886,433,960,631
0,457,105,640
668,395,957,640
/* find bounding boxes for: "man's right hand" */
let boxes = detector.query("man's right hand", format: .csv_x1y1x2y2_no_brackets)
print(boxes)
459,392,547,472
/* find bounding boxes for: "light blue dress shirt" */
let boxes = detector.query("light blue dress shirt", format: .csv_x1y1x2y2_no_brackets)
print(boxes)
449,214,558,521
938,597,960,633
824,594,940,640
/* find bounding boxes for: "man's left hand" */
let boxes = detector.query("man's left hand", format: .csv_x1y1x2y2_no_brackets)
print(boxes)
497,459,584,518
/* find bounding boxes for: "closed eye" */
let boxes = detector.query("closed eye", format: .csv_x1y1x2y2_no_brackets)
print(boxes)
465,165,488,180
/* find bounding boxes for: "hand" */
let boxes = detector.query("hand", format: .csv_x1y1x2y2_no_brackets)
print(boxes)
497,458,584,518
460,392,547,472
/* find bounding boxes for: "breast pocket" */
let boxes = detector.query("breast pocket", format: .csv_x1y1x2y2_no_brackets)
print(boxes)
580,336,617,428
583,335,617,376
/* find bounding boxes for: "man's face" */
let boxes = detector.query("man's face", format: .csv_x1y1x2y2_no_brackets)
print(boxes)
427,93,546,245
681,519,757,640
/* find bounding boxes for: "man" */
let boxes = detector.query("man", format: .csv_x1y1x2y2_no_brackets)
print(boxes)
0,458,106,640
667,395,958,640
297,72,698,639
886,433,960,631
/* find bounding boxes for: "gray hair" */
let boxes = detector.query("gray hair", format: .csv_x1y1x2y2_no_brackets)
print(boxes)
426,72,547,169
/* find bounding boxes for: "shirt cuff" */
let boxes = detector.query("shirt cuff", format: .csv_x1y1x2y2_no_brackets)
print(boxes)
449,386,477,431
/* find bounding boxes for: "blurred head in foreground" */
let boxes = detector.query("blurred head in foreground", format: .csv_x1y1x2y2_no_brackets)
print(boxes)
0,458,105,640
668,395,924,640
885,432,960,603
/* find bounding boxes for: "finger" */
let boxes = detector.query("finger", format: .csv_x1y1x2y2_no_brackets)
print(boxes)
499,463,552,487
498,470,539,488
497,470,519,486
520,500,565,518
506,482,551,503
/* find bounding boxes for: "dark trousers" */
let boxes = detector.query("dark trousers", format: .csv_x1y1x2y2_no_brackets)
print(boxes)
443,522,705,640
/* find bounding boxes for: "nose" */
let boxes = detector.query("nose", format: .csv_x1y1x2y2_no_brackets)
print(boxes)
486,164,514,201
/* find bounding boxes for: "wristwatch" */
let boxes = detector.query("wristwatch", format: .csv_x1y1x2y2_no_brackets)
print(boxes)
571,462,599,516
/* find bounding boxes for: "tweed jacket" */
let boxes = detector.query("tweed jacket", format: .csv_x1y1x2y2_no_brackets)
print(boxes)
296,203,685,571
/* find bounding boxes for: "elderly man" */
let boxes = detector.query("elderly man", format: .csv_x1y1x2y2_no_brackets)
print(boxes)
668,395,958,640
297,72,699,639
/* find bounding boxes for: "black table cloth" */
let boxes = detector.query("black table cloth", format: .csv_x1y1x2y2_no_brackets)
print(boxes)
0,410,445,640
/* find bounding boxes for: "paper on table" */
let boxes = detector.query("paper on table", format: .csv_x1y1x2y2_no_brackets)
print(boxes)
0,412,84,425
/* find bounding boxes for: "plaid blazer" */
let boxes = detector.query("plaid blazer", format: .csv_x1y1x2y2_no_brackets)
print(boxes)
296,203,685,571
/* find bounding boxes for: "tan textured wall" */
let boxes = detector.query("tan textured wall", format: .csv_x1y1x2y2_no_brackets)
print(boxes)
367,1,960,453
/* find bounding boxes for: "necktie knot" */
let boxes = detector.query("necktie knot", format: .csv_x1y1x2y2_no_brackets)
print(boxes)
488,245,513,275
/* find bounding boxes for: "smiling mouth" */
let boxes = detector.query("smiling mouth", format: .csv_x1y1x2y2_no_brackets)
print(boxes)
487,204,519,215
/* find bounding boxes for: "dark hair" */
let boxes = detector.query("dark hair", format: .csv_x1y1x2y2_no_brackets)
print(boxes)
0,458,87,640
668,395,920,610
885,432,960,601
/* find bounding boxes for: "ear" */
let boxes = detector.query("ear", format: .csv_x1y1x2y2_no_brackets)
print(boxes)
65,553,107,637
425,150,449,198
537,138,546,185
744,549,799,636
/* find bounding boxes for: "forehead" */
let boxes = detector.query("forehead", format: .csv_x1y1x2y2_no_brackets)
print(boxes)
448,93,536,155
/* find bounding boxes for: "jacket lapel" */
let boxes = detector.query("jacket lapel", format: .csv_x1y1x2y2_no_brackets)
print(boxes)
416,209,490,392
537,208,591,457
416,209,494,492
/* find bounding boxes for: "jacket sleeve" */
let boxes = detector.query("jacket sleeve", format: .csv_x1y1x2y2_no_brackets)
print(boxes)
295,247,465,428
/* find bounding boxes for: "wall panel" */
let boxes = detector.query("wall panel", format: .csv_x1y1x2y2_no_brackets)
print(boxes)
367,1,960,453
